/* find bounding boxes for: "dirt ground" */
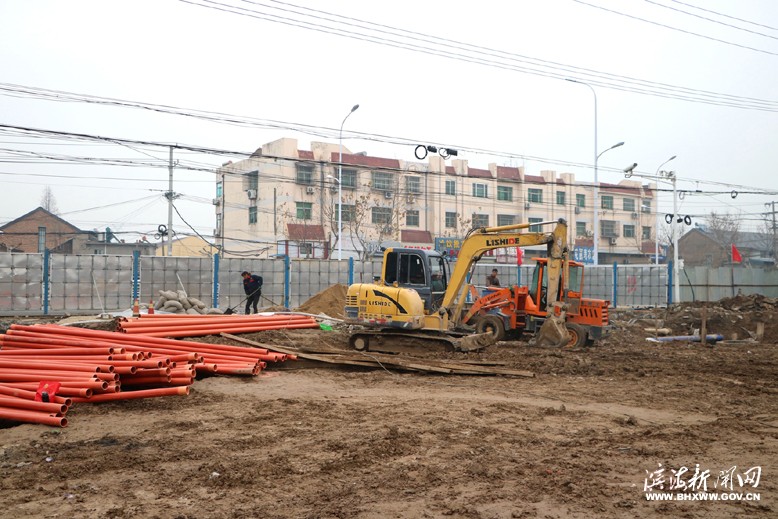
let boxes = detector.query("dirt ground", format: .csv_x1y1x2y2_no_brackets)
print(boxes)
0,295,776,518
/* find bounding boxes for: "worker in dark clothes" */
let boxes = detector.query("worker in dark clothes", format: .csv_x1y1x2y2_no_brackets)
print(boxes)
241,270,263,314
486,268,501,287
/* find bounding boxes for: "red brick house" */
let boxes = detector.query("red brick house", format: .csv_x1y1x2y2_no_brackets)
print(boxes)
0,207,87,253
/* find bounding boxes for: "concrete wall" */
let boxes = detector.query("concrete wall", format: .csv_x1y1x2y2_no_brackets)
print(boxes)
1,251,776,316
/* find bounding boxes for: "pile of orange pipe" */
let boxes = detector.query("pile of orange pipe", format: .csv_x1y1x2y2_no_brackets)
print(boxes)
0,322,295,427
116,313,320,338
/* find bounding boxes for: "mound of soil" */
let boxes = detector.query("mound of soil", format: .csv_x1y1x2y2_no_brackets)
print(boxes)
295,284,347,318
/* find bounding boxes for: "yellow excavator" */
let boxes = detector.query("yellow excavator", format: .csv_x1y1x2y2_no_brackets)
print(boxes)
344,218,572,352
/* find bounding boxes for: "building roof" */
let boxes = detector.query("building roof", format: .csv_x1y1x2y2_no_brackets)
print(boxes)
467,167,491,179
524,174,546,184
681,227,772,252
401,230,433,243
496,166,521,181
333,152,400,170
0,207,81,232
287,223,326,241
599,183,644,196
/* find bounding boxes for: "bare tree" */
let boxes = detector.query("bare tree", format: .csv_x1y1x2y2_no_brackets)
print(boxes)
40,186,59,214
704,211,740,249
323,190,381,261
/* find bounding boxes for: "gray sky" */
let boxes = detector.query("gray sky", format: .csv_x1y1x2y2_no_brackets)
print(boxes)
1,0,777,243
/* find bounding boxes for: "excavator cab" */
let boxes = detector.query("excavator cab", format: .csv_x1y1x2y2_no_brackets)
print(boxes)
383,249,449,312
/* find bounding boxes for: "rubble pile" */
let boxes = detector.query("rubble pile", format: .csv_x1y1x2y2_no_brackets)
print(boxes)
610,293,778,344
153,290,224,315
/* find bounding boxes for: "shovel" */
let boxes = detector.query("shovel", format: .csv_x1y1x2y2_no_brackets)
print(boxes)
224,287,261,315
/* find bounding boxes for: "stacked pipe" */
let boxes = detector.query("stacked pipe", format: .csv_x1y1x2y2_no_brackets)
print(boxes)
0,323,295,427
116,313,320,338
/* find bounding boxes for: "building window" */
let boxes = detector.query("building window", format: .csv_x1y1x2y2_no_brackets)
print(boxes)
576,222,587,237
642,226,652,240
296,202,313,220
623,224,636,238
406,176,422,194
528,188,543,203
472,213,489,227
216,181,223,197
299,242,313,257
623,198,636,212
445,180,456,196
601,195,614,210
497,185,513,201
576,193,586,207
497,214,515,226
372,171,394,191
296,164,313,185
556,191,566,205
336,203,355,222
601,220,618,237
340,168,357,189
246,170,258,190
372,207,392,225
406,210,420,227
642,199,652,213
445,211,457,228
529,217,542,233
248,207,257,224
37,226,46,253
472,183,488,198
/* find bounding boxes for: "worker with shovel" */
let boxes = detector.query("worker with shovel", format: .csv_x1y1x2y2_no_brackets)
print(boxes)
241,270,263,314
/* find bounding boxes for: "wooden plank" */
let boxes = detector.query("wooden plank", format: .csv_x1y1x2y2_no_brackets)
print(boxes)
220,332,533,377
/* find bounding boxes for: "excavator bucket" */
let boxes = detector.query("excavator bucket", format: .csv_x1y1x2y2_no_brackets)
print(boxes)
454,332,497,352
534,303,571,348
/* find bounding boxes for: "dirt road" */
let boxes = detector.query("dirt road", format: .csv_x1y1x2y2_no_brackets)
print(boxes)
0,323,775,519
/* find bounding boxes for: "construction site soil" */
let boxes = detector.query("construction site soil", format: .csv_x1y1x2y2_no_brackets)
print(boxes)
0,293,776,518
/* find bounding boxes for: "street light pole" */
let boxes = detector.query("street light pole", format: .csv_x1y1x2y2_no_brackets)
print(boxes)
595,141,624,264
566,79,623,266
653,156,676,264
669,170,680,303
338,104,359,261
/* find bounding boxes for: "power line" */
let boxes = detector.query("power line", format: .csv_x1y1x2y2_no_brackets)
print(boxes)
572,0,778,56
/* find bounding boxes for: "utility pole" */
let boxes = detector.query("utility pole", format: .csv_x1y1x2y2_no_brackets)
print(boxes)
766,201,778,263
166,146,174,257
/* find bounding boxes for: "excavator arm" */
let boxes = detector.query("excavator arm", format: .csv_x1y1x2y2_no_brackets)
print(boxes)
439,218,570,343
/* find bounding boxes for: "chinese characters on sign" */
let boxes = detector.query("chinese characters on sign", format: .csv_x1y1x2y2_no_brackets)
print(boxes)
573,246,594,264
643,463,761,502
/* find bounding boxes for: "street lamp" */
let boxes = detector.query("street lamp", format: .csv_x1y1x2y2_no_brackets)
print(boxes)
565,79,623,266
660,169,681,303
652,156,676,264
594,141,624,264
337,104,359,261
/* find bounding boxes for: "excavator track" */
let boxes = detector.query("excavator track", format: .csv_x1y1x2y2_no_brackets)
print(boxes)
348,329,494,355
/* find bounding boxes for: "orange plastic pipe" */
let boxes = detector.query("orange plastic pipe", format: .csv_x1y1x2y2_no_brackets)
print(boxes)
19,325,270,356
118,315,316,330
2,383,94,398
0,384,72,406
111,366,138,375
0,396,68,414
140,322,318,338
0,372,99,382
0,359,103,372
0,395,68,414
0,347,117,356
71,385,189,403
119,376,171,386
0,407,67,427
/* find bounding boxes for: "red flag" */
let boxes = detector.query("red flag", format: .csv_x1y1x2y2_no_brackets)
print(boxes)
731,244,742,263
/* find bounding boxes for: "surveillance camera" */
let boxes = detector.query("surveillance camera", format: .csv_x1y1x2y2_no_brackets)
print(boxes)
623,163,638,177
